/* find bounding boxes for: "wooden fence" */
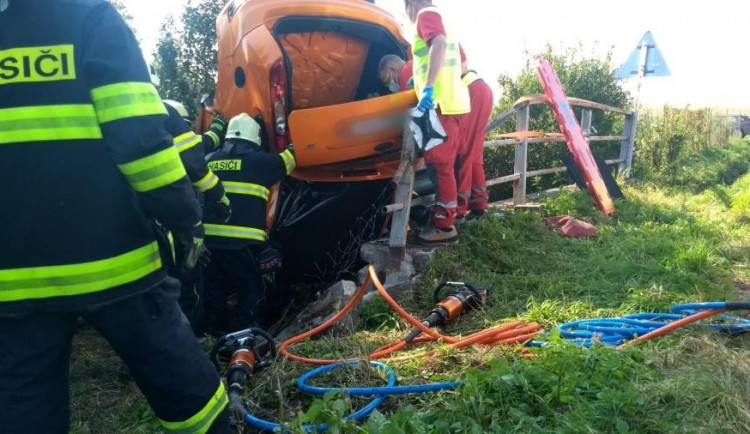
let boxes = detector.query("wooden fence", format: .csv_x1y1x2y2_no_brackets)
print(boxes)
484,94,637,205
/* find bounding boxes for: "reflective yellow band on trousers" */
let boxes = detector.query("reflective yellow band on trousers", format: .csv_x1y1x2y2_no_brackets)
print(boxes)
204,224,267,241
160,382,229,434
90,82,166,123
174,131,202,153
223,181,269,200
0,104,102,145
118,146,187,192
0,241,161,302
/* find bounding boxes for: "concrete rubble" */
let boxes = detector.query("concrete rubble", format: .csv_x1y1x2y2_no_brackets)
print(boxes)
275,240,438,339
275,280,359,341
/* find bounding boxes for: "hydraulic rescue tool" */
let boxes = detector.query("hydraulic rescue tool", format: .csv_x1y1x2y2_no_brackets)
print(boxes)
210,328,277,397
404,282,489,343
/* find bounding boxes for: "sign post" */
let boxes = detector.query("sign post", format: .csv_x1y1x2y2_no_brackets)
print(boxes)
614,31,670,177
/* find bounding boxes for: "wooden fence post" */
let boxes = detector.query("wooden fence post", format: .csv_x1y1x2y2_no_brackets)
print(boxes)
513,105,529,205
618,112,638,178
581,109,593,134
386,122,417,282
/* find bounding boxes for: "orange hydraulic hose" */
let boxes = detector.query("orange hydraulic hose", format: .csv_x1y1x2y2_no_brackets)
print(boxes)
279,273,373,365
619,308,726,349
279,265,542,365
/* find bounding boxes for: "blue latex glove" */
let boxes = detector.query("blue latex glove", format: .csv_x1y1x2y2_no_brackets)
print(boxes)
417,86,435,111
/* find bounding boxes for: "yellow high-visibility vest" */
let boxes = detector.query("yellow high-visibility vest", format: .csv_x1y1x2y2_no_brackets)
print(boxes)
411,7,470,115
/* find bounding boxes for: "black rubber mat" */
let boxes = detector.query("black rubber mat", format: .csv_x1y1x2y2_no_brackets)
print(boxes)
563,153,625,200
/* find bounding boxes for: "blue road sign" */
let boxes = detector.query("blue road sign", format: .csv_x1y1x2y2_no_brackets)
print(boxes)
615,31,670,79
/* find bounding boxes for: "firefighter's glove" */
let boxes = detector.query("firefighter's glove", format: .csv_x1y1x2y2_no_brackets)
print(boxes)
417,86,435,112
215,194,232,223
175,222,206,273
258,245,282,273
204,187,232,223
197,245,212,268
210,115,228,135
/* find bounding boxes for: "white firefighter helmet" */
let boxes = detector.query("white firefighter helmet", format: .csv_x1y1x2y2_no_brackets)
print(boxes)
226,113,261,144
163,99,191,122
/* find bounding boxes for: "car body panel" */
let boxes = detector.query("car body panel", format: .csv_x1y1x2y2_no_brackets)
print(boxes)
289,90,416,167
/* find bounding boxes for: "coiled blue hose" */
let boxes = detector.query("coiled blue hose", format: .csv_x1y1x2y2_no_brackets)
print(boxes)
535,301,750,347
242,361,458,432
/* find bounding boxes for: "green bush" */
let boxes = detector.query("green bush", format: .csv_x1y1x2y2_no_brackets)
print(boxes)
634,106,739,184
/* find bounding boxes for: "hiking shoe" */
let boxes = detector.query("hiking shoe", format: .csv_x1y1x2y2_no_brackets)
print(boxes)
418,225,459,246
465,210,486,224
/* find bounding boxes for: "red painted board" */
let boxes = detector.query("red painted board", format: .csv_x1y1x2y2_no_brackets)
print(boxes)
536,59,616,216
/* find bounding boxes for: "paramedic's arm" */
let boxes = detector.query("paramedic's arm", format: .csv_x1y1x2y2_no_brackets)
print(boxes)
426,35,447,87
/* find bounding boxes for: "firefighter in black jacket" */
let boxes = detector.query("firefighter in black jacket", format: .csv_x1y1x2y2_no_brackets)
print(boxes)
0,1,229,433
203,113,296,333
163,101,231,329
164,98,228,155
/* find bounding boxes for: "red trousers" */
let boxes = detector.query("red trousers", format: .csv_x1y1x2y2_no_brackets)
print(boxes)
424,112,462,229
456,79,493,215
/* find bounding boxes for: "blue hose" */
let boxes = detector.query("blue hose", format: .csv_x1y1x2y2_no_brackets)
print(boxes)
531,301,750,347
671,302,750,333
242,361,458,432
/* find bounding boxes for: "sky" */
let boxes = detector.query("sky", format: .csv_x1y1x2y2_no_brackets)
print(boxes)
126,0,750,109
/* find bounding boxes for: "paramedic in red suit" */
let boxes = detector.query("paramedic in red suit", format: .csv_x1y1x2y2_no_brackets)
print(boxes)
406,0,471,245
456,47,493,222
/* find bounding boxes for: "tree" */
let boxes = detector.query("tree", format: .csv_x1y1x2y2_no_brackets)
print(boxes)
153,0,226,118
154,17,191,103
178,0,226,112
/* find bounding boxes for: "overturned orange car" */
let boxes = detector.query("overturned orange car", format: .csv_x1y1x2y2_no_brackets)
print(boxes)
212,0,421,285
215,0,416,182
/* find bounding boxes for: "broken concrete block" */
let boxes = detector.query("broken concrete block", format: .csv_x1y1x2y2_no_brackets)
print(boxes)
356,266,369,287
359,241,390,270
275,280,360,341
385,257,415,288
411,248,436,273
361,240,416,288
356,266,387,288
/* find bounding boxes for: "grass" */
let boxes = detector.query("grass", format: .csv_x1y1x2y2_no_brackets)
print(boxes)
69,141,750,432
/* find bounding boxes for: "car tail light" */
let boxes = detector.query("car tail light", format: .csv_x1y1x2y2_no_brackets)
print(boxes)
270,59,289,151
